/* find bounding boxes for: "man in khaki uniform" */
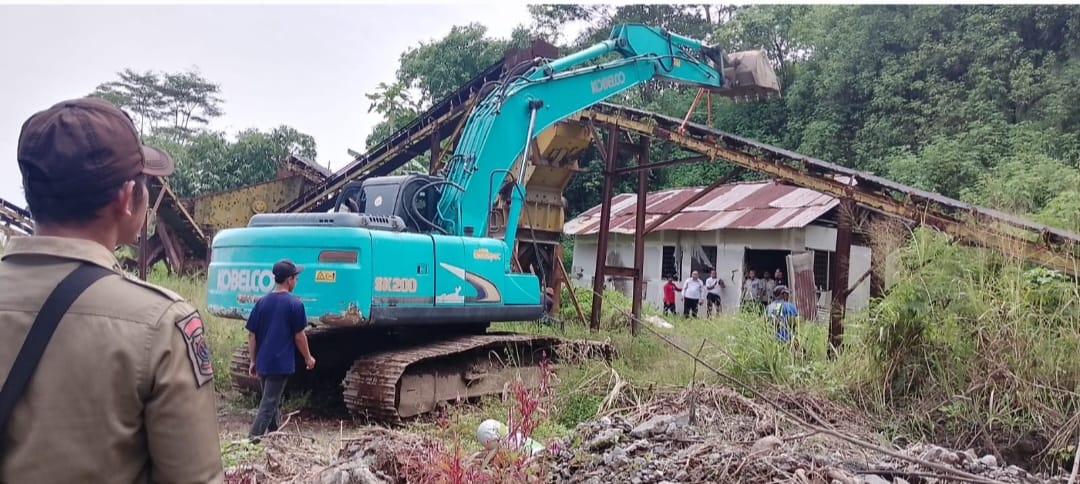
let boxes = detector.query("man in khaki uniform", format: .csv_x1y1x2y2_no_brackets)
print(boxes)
0,98,224,483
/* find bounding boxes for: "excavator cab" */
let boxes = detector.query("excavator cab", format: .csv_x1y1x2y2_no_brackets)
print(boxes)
334,174,445,234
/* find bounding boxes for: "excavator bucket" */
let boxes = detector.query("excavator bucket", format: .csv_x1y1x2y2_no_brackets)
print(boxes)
715,49,782,100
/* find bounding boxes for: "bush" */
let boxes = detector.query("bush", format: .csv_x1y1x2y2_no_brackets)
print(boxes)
844,228,1080,465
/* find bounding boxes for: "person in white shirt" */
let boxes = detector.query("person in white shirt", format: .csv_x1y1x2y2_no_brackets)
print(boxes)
682,270,704,317
704,269,726,317
742,270,758,310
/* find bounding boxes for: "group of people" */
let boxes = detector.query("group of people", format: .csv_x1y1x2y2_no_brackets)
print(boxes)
660,266,800,344
662,269,726,318
741,268,787,312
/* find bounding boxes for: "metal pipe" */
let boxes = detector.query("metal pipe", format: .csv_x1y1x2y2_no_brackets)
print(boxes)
500,104,540,267
518,106,538,182
540,40,617,77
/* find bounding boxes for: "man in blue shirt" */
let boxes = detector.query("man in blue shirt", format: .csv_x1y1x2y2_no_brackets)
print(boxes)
765,285,799,343
245,259,316,438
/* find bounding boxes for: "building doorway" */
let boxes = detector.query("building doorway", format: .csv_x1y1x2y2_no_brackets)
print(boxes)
743,248,791,284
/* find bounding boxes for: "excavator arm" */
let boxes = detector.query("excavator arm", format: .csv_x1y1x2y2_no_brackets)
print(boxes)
434,24,780,268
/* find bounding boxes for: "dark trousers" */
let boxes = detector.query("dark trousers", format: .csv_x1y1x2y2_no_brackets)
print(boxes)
683,298,699,317
706,293,722,315
663,302,676,314
249,375,288,437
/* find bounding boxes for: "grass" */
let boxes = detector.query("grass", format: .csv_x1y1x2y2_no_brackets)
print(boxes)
147,225,1080,473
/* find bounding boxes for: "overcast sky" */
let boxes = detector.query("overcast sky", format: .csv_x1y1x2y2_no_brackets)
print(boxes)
0,3,538,207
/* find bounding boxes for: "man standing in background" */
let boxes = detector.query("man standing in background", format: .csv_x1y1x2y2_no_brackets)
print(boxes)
762,271,776,309
682,270,704,317
662,274,681,315
246,259,316,438
704,269,725,317
766,285,799,346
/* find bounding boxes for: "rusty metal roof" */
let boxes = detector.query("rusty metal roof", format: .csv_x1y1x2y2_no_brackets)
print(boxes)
286,155,332,178
563,181,839,236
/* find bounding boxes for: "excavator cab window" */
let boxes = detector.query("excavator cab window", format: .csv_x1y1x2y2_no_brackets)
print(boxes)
334,184,365,213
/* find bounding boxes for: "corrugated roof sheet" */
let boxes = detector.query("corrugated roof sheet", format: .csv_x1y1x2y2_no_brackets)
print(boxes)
563,181,839,236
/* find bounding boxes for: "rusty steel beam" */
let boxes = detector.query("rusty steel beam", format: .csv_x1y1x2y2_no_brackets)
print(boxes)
156,219,185,274
0,198,34,235
431,93,481,176
641,167,744,236
604,266,638,278
554,255,588,327
630,136,650,336
589,122,619,331
844,268,872,300
829,198,854,357
428,129,441,175
576,105,1080,276
612,155,710,175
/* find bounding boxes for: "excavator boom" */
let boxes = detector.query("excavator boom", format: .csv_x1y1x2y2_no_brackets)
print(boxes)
435,24,779,267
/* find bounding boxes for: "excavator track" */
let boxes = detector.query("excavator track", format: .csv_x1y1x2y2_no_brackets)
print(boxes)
229,327,613,422
228,345,261,396
342,332,566,421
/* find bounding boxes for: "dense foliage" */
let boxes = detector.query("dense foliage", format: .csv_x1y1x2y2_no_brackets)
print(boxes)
364,5,1080,232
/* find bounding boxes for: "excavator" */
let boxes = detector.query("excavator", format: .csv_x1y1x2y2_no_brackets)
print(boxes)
206,24,781,420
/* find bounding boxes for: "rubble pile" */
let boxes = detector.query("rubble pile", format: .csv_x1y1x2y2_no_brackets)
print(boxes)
548,387,1068,484
229,386,1073,483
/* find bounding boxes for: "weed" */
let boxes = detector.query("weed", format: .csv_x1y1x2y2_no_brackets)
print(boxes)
398,353,557,483
219,439,262,468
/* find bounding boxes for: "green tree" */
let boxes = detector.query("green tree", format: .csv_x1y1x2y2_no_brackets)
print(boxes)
90,67,224,143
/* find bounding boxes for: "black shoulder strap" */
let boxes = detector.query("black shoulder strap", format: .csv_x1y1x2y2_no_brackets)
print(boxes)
0,263,115,441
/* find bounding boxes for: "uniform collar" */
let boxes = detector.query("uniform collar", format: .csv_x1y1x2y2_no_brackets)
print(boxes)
2,236,123,271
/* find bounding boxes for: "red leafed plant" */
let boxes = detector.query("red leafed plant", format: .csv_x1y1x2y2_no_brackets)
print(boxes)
399,351,557,484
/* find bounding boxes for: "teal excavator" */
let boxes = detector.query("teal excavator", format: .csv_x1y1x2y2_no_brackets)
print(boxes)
206,24,780,420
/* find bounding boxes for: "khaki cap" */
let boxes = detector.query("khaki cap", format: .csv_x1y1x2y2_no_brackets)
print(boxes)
17,97,174,198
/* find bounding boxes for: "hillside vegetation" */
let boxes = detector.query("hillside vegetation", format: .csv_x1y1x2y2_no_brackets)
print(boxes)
367,5,1080,233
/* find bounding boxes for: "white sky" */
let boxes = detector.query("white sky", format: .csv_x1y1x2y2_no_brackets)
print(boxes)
0,2,540,207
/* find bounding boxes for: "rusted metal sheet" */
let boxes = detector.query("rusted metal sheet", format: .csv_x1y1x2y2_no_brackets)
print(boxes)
574,104,1080,275
189,176,314,230
565,180,839,236
786,252,817,322
279,154,332,182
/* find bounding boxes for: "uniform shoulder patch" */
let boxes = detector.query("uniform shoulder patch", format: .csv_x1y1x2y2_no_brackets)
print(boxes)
175,311,214,388
122,272,185,302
